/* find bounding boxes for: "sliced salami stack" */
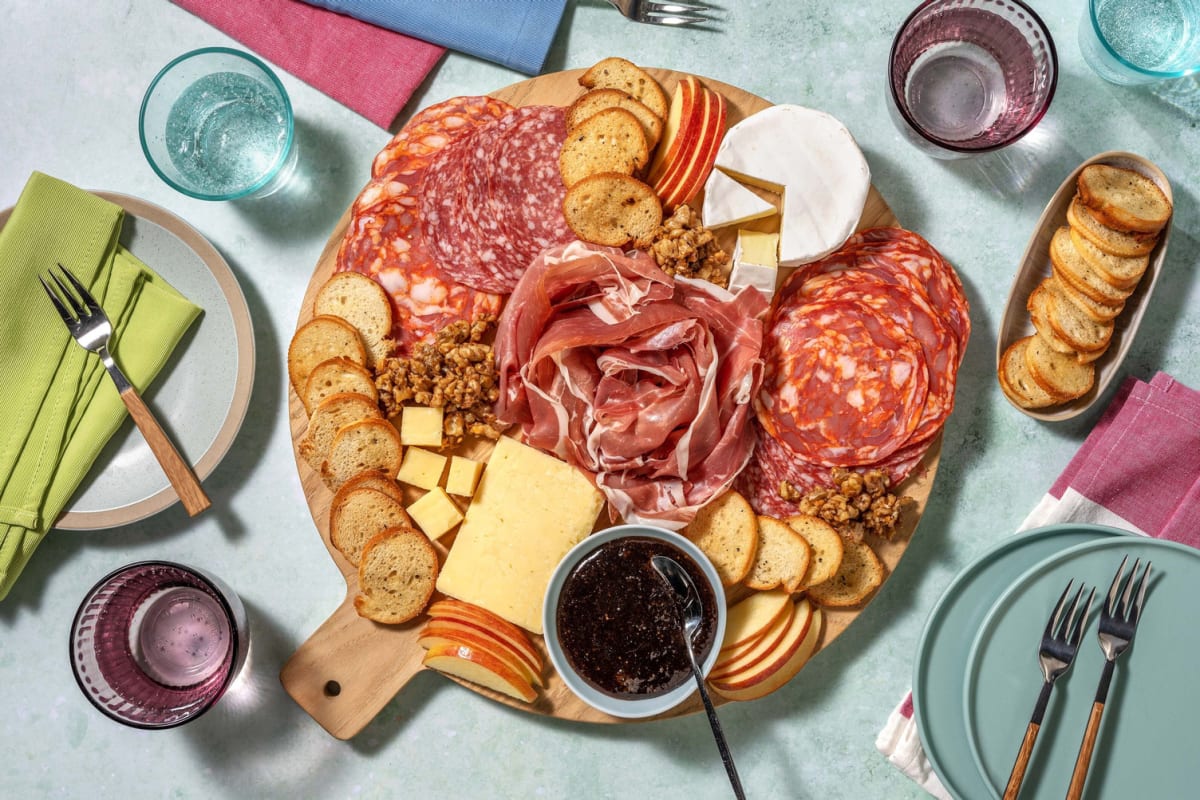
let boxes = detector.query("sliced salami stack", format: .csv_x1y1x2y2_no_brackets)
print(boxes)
739,227,970,517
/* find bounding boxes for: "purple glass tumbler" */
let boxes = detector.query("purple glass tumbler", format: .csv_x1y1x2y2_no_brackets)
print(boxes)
887,0,1058,158
69,561,249,729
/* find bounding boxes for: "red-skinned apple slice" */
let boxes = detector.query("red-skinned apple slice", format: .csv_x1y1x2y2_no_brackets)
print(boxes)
646,75,702,185
419,622,543,687
708,605,822,701
710,597,798,680
652,81,711,197
426,599,543,671
708,599,816,691
719,587,792,653
656,87,728,211
423,642,538,704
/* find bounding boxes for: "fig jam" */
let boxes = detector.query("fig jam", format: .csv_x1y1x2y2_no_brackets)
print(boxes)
556,536,717,699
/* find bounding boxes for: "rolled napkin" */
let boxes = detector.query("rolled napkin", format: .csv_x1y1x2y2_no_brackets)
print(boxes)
876,371,1200,796
299,0,568,74
172,0,446,128
0,173,202,601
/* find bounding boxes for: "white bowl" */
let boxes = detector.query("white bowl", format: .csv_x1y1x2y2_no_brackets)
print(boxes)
542,524,727,719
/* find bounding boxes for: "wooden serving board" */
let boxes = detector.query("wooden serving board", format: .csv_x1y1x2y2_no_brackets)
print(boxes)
281,69,939,739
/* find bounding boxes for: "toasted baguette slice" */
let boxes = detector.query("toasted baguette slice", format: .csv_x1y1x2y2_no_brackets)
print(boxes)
313,271,395,369
333,470,406,507
745,516,812,593
579,57,668,120
784,514,844,590
807,540,885,607
299,391,381,471
1068,227,1149,290
559,108,649,188
999,337,1064,409
355,525,438,624
1077,164,1172,234
1027,280,1076,355
1024,332,1095,401
330,487,412,566
1042,277,1113,354
567,88,663,150
1067,196,1157,257
1053,268,1125,323
287,315,366,395
683,489,758,586
563,172,663,248
302,356,378,416
1049,227,1130,308
322,418,404,490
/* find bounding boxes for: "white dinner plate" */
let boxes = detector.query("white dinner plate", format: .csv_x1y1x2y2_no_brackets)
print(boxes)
0,191,255,529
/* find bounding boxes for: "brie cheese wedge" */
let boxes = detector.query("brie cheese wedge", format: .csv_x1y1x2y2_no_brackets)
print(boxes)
702,168,776,229
729,230,780,300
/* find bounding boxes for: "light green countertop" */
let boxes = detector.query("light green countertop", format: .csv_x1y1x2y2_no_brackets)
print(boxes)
1,2,1197,798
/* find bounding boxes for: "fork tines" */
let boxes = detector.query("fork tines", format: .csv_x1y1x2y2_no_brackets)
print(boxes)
646,1,712,25
1106,555,1151,623
1046,579,1094,647
40,263,100,323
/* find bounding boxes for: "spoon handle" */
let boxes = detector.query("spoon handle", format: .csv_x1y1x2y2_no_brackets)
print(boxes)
693,668,746,800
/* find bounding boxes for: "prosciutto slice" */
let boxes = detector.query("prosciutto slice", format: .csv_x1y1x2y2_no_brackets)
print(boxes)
495,241,768,529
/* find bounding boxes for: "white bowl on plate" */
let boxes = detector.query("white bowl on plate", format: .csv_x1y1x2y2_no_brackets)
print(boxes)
542,524,726,719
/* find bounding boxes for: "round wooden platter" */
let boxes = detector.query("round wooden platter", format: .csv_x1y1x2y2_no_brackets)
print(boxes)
280,68,939,740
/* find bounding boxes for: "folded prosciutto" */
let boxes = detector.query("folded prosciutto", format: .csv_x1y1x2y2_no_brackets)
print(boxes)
495,241,768,529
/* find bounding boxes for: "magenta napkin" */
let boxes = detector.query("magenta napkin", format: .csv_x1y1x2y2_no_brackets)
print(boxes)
878,371,1200,797
172,0,446,128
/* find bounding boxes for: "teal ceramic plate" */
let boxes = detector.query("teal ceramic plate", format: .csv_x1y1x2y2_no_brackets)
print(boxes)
912,524,1130,800
964,536,1200,798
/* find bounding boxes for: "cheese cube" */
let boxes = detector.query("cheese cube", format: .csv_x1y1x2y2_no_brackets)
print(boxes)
401,406,443,447
396,447,447,491
435,437,604,633
729,230,780,300
407,487,463,541
445,456,484,497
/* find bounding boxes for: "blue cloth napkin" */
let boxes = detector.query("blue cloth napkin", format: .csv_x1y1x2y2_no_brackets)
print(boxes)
300,0,568,74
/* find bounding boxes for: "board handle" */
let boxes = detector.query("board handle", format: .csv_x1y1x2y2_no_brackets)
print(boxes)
280,593,425,739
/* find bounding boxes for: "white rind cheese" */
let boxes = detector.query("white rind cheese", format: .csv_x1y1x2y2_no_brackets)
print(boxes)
435,437,604,633
701,168,776,229
713,104,870,267
729,230,780,300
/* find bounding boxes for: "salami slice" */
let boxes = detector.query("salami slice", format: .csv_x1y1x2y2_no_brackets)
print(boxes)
371,97,512,180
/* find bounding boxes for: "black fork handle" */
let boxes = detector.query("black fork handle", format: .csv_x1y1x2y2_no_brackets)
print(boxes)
1066,659,1116,800
1004,680,1052,800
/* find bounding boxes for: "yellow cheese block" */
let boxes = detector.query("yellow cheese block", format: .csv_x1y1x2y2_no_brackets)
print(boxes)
396,447,447,491
407,487,463,541
444,455,484,497
401,406,444,447
435,436,604,633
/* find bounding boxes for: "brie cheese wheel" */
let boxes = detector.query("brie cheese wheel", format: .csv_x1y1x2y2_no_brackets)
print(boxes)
713,105,870,266
702,168,776,229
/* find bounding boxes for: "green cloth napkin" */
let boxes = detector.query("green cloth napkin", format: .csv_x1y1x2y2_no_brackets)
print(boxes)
0,172,203,601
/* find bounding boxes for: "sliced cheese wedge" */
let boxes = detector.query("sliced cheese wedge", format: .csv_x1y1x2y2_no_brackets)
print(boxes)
702,167,776,229
714,104,870,267
729,230,779,300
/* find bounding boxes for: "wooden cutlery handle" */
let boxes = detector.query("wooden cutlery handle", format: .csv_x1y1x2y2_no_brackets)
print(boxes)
1066,701,1105,800
120,387,211,516
1003,720,1041,800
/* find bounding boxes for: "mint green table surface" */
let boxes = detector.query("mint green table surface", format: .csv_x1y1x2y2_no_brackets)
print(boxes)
2,2,1199,798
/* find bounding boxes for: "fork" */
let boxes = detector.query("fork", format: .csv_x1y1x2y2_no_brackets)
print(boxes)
605,0,715,27
1003,580,1095,800
1065,556,1152,800
40,264,211,517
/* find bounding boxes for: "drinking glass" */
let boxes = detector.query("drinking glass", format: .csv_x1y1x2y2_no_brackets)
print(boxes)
69,561,250,729
887,0,1058,159
1079,0,1200,85
139,47,297,201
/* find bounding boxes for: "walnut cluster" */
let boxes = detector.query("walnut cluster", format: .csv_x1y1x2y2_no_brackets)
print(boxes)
375,316,505,446
783,468,913,541
648,204,730,287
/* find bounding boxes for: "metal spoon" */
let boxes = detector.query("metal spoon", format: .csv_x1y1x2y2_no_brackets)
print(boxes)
651,554,746,800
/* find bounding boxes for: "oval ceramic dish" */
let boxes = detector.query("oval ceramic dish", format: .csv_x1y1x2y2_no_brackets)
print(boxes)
996,151,1173,421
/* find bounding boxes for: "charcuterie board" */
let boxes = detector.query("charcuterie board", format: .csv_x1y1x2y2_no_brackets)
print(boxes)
281,68,940,740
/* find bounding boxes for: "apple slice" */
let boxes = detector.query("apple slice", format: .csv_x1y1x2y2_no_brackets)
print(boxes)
708,605,823,701
646,75,701,185
720,587,792,652
419,622,543,687
655,87,728,211
710,598,798,679
426,599,543,672
423,642,538,704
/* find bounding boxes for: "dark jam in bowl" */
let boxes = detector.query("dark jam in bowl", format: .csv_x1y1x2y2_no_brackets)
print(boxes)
555,536,717,699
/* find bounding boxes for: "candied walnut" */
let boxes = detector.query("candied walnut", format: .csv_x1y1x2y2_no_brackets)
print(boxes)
648,204,730,287
375,316,505,447
790,467,913,541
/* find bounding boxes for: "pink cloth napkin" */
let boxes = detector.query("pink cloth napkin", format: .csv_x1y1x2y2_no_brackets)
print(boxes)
877,371,1200,797
172,0,445,128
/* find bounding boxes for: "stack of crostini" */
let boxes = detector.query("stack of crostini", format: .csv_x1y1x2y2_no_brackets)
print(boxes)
1001,164,1172,409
